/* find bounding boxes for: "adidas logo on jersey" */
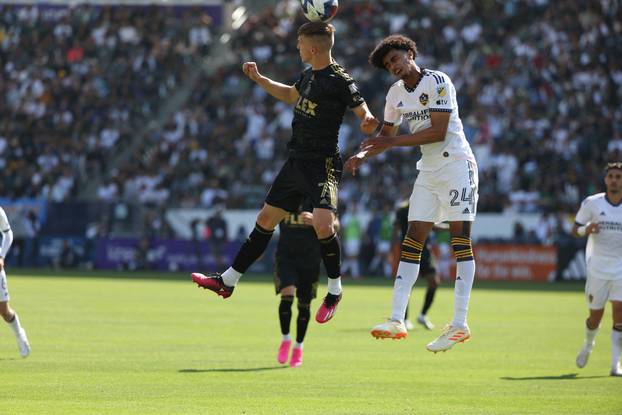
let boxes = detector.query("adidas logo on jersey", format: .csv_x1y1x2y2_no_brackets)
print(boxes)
397,101,404,107
600,211,606,216
396,275,403,280
462,207,470,214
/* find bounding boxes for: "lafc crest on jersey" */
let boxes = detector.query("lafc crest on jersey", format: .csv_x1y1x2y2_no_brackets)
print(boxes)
295,97,317,117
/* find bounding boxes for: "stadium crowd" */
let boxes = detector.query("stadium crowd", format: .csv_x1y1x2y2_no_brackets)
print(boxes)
0,4,214,203
1,0,621,225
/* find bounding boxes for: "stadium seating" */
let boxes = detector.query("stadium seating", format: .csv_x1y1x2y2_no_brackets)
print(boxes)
1,1,620,216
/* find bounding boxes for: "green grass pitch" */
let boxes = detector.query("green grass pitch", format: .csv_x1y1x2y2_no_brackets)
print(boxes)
0,270,619,414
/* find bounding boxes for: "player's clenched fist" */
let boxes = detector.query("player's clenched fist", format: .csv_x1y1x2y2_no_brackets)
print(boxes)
242,62,262,82
359,115,380,135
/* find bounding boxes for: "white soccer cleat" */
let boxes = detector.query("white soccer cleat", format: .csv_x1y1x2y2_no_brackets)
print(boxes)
426,324,470,352
16,328,30,358
370,319,408,340
404,319,415,331
575,343,594,369
611,362,622,377
417,314,435,330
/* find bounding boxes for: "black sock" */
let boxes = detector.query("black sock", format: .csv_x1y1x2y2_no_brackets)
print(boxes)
279,296,294,336
232,223,274,273
296,302,311,343
319,233,341,279
421,287,437,316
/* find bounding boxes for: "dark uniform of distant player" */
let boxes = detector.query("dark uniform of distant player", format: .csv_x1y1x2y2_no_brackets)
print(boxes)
274,200,324,367
192,22,379,325
393,200,439,330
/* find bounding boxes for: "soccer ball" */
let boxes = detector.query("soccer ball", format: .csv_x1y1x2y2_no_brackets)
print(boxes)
300,0,339,23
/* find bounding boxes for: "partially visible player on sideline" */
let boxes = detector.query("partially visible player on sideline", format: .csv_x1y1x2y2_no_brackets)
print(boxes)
0,207,30,358
275,200,336,367
192,22,378,324
573,162,622,377
392,200,439,331
345,35,478,352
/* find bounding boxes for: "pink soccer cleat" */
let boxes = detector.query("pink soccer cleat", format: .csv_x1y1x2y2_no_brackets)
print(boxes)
315,292,342,323
290,347,303,367
191,273,234,298
277,339,291,364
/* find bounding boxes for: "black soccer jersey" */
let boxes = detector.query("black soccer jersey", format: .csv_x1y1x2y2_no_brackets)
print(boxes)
277,202,320,259
289,62,365,158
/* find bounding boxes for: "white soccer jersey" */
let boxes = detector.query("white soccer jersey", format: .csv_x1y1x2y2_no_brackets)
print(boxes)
384,69,475,172
575,193,622,280
0,207,10,233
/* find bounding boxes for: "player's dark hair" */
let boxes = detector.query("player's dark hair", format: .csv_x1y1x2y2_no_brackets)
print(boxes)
298,21,335,38
369,35,419,70
605,161,622,172
298,22,335,51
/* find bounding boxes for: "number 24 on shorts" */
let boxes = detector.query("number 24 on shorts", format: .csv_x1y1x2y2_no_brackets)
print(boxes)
449,187,475,209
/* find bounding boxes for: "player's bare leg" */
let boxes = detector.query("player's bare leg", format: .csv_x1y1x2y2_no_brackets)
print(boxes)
192,203,287,298
576,308,603,368
0,301,30,358
314,208,343,323
610,301,622,376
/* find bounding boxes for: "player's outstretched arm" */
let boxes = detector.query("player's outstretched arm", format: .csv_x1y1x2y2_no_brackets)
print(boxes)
361,111,450,153
344,123,398,176
242,62,299,105
352,102,379,135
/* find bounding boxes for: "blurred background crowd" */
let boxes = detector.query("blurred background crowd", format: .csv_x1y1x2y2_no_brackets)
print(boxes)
1,0,620,269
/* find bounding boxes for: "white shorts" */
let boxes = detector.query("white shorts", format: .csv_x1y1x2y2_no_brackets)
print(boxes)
0,269,9,302
585,276,622,309
408,159,479,223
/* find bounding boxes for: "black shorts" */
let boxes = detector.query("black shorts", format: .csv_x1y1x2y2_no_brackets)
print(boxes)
420,242,437,276
274,255,320,301
265,156,342,213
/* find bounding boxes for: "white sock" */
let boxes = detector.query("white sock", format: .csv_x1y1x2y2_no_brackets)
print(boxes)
611,329,622,369
221,267,242,287
583,321,599,350
9,312,23,336
294,342,303,350
585,324,599,348
282,334,291,342
327,277,342,296
452,260,475,328
390,261,420,322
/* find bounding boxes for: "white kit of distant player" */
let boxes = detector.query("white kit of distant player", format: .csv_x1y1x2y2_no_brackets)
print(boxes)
384,70,478,222
573,162,622,376
0,207,31,358
576,194,622,285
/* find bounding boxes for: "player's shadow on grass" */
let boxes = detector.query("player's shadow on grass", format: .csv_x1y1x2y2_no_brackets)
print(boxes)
179,366,288,373
501,373,609,380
